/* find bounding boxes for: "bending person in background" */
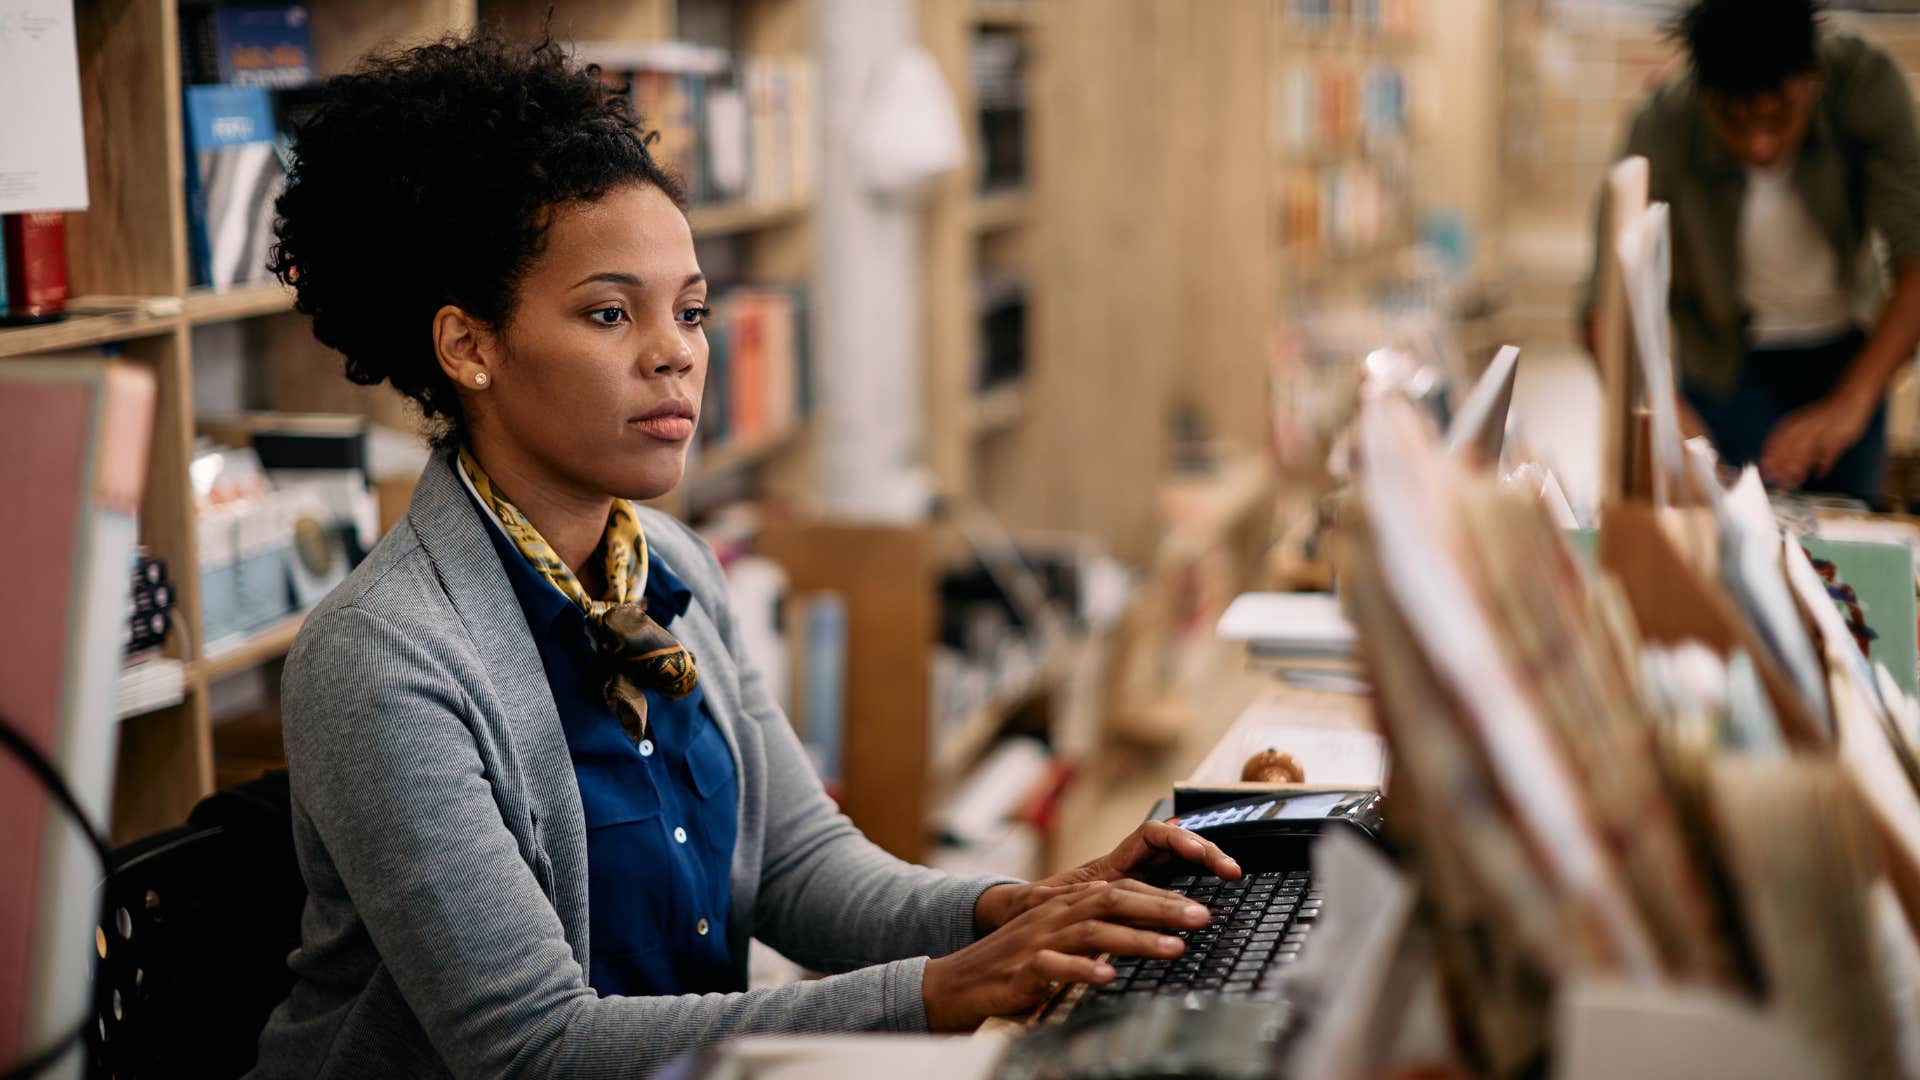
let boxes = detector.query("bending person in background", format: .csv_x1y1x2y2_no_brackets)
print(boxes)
247,32,1236,1079
1580,0,1920,500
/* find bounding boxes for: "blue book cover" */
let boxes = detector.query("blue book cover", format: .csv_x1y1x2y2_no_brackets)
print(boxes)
802,593,848,786
0,236,8,313
184,86,285,288
214,6,313,88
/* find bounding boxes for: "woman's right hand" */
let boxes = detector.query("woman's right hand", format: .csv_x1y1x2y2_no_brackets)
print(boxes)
920,879,1212,1031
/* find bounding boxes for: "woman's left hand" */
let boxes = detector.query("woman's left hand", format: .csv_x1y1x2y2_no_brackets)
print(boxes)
974,820,1242,933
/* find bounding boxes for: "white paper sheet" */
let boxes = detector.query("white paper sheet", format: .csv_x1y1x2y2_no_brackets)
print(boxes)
1187,714,1387,789
1617,203,1683,506
0,0,90,212
1216,592,1356,656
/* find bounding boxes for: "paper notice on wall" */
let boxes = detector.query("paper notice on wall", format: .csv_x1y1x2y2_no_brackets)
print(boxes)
0,0,90,212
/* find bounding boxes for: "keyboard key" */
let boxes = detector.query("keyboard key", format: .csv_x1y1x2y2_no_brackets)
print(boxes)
1169,875,1197,888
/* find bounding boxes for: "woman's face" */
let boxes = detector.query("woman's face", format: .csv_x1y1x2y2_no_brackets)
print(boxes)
479,182,708,503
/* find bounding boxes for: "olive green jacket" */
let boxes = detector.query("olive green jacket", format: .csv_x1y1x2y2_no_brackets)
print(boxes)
1580,32,1920,393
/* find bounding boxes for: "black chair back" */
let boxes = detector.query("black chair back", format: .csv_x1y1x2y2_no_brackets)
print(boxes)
86,772,305,1080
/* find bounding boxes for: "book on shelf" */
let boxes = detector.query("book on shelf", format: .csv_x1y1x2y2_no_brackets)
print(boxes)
2,212,70,323
1275,159,1406,259
117,656,187,719
179,3,315,87
797,592,847,789
1271,60,1407,158
1282,0,1418,36
0,354,156,1071
700,285,810,455
577,42,818,211
183,85,286,288
971,29,1027,192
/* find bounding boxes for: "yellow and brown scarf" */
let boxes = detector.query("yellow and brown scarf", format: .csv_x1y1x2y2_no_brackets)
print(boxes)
459,447,698,743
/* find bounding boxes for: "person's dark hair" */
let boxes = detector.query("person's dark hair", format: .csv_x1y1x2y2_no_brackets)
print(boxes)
1669,0,1823,100
270,32,684,446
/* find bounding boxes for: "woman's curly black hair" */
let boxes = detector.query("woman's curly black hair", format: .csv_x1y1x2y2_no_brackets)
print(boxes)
270,32,684,446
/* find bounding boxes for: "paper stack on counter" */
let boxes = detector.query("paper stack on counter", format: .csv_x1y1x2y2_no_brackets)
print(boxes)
1216,591,1366,694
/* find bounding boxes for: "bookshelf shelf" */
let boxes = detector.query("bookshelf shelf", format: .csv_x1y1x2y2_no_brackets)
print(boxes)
0,307,181,360
1279,28,1418,54
183,283,297,325
969,189,1030,232
200,612,307,684
970,380,1026,434
971,1,1032,27
689,423,808,485
929,636,1073,789
685,200,809,238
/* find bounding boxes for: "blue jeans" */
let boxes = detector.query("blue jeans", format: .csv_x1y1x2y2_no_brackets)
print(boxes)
1682,328,1886,502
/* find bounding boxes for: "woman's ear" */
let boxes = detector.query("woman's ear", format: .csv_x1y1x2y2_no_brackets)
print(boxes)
434,305,497,392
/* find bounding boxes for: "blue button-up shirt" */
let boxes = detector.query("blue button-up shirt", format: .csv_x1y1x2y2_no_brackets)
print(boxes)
470,492,741,998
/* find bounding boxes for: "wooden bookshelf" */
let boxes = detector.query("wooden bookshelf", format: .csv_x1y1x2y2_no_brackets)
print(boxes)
928,634,1073,790
971,1,1032,27
969,189,1030,233
200,614,307,685
688,423,809,485
182,283,297,324
923,0,1043,500
0,308,181,359
970,380,1026,435
1,0,831,845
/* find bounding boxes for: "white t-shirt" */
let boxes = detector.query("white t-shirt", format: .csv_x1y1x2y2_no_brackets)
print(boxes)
1739,160,1853,347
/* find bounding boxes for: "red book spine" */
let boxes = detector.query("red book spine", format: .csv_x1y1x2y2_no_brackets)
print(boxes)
3,212,69,319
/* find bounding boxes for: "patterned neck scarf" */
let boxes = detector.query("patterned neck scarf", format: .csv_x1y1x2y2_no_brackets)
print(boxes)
459,447,699,743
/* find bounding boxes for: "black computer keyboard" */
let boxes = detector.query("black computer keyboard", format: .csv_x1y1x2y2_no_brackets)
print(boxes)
1049,868,1323,1020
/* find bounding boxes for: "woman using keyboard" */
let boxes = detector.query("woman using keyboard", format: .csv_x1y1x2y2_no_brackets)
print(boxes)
245,31,1238,1079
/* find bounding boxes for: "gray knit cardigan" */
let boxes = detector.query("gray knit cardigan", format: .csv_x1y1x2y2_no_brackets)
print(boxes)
246,450,1009,1079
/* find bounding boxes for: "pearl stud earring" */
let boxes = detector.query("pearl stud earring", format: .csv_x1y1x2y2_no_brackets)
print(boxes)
473,372,489,387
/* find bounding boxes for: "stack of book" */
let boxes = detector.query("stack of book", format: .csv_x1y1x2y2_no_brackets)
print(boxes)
1330,392,1920,1076
700,285,811,453
577,42,819,210
971,29,1027,192
1282,0,1419,36
1271,61,1408,158
1274,159,1408,259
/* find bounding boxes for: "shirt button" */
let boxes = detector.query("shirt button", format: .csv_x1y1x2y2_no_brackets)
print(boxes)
696,917,710,936
638,739,654,758
673,826,688,844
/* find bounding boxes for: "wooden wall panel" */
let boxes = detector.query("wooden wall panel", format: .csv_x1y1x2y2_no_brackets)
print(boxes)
997,0,1277,563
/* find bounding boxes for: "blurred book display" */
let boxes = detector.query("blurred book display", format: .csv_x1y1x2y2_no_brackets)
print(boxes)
576,41,818,210
182,85,286,289
194,414,375,654
971,27,1027,192
1335,393,1920,1077
1284,156,1920,1077
697,285,812,456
